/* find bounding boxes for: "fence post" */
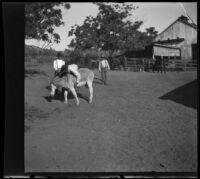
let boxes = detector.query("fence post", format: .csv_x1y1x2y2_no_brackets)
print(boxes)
184,60,186,71
124,56,127,71
152,55,155,72
174,55,176,71
134,60,136,72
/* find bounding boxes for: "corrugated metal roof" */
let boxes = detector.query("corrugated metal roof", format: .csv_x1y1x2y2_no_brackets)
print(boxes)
154,38,184,44
153,43,180,50
178,18,197,29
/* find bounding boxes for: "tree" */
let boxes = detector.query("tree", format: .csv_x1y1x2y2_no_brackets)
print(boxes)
144,27,158,45
68,3,139,58
25,3,70,48
145,27,158,37
68,2,158,65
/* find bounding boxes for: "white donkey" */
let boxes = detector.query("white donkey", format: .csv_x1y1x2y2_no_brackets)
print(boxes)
50,68,94,105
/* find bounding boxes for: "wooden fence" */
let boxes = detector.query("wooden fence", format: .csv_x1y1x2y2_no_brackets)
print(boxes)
123,58,198,72
173,60,197,71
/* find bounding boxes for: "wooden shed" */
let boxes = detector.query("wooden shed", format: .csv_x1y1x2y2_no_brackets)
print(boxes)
145,43,181,59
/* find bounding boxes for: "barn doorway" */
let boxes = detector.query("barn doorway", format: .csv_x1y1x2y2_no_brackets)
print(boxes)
192,44,197,60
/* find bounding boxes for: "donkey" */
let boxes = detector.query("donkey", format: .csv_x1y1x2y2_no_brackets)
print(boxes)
50,68,94,105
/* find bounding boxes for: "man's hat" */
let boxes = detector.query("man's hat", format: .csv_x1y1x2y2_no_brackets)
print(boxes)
101,53,105,58
57,52,63,58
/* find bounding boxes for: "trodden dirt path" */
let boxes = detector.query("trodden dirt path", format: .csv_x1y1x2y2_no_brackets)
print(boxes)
25,64,197,172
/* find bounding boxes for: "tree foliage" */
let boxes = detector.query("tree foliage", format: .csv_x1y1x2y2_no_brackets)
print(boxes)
25,3,70,48
68,3,158,58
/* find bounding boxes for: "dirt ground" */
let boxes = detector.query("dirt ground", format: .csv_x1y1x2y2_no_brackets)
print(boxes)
25,63,197,172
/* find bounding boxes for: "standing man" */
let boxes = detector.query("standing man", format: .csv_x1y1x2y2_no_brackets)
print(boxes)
123,56,127,71
99,54,110,85
53,52,65,76
51,52,65,93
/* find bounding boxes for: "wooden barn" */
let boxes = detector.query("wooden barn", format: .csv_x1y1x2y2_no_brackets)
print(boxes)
151,15,197,60
113,15,197,72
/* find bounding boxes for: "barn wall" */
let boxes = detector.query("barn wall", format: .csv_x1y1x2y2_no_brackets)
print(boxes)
178,23,197,60
155,21,197,43
154,21,197,60
153,46,180,57
179,22,197,44
155,21,181,41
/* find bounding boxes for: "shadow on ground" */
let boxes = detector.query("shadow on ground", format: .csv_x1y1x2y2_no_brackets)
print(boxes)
25,103,50,122
94,76,103,85
25,103,50,133
25,69,48,78
43,86,89,103
159,79,197,109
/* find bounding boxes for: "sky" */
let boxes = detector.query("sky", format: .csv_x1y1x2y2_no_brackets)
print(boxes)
25,2,197,51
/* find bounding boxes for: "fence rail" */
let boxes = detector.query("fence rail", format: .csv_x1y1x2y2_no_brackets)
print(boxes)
124,58,197,72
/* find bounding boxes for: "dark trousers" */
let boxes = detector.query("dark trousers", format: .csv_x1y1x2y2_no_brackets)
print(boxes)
101,68,108,85
54,69,61,76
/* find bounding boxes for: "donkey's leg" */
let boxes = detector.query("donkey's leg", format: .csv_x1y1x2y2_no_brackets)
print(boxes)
87,81,93,103
64,90,68,104
70,87,80,105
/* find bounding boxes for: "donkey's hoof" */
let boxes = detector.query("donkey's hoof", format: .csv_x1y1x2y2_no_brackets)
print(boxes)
64,101,68,104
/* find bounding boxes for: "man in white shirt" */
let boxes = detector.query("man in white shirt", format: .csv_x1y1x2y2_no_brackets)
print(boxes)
53,52,81,84
99,55,110,85
53,52,65,76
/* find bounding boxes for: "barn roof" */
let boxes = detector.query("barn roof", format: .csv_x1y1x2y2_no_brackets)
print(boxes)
154,15,197,41
154,37,185,44
153,43,180,50
178,19,197,29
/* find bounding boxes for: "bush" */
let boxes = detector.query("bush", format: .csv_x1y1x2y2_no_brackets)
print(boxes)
82,54,91,68
91,60,98,69
110,58,121,69
37,55,56,64
25,55,56,65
